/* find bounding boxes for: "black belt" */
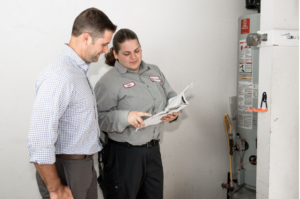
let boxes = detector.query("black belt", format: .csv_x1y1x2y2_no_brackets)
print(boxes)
108,138,159,148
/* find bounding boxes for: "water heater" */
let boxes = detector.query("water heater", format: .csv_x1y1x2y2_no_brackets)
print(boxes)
236,13,260,190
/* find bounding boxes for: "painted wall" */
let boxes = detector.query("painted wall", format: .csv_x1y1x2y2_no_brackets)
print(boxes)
0,0,255,198
256,0,299,199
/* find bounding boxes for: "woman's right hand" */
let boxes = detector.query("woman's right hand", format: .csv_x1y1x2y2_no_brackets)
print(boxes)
128,111,152,129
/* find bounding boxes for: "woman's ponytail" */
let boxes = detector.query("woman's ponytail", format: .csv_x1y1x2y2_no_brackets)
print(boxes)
105,47,116,66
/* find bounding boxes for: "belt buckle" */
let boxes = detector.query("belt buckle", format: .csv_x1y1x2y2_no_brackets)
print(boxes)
147,141,153,148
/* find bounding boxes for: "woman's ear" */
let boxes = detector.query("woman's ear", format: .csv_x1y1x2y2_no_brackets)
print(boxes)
113,50,118,60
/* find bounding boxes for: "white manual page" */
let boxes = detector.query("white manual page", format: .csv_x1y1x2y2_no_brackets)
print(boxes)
136,83,194,131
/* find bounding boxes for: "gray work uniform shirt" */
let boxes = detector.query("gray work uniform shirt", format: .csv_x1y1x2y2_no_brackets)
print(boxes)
94,60,177,145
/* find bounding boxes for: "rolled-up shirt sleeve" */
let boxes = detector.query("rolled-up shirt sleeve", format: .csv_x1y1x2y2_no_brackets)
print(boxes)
94,80,130,133
28,73,74,164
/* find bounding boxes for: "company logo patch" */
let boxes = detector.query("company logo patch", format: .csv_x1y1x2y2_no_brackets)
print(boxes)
149,76,162,82
123,81,135,88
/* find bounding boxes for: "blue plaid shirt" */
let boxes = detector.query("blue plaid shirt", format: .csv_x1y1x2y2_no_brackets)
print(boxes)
28,44,102,164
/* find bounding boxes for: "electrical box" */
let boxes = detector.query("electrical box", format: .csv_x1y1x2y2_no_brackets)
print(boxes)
234,137,246,151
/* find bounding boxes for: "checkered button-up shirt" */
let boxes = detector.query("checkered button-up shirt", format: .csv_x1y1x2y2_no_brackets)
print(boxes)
28,44,102,164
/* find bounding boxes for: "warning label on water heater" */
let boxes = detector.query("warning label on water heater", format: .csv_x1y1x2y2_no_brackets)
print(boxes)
238,81,253,129
238,39,254,129
239,40,252,64
239,40,252,81
241,18,250,34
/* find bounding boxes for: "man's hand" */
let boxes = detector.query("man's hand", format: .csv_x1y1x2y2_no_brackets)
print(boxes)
161,112,179,122
50,185,74,199
34,163,74,199
128,111,152,128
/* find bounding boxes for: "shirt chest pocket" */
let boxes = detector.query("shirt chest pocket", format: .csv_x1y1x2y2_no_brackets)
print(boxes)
69,89,95,114
61,88,96,131
146,75,166,102
117,86,154,113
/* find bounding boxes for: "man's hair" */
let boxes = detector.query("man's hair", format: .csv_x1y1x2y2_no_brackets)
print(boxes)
72,8,117,39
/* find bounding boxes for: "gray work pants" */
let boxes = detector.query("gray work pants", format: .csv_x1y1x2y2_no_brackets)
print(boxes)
36,156,98,199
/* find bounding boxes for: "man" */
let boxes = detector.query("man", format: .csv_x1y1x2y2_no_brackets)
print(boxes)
28,8,117,199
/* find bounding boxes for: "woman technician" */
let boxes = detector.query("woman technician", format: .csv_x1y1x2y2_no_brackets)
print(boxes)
94,29,179,199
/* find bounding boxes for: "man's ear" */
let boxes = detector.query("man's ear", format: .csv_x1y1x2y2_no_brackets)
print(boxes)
82,33,92,46
113,50,118,59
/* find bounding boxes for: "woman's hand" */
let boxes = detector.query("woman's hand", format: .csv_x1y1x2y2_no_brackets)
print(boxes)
128,111,152,128
161,112,179,122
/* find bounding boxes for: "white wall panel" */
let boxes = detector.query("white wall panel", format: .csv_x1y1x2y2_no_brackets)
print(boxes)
0,1,255,198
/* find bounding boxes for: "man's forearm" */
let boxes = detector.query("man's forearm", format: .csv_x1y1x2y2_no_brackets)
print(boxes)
34,163,62,192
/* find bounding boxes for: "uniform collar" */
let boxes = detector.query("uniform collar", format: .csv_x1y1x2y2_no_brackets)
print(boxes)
139,61,150,74
62,44,90,72
114,60,150,74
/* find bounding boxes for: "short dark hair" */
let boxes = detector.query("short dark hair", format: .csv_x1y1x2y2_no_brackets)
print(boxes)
72,8,117,39
105,29,140,66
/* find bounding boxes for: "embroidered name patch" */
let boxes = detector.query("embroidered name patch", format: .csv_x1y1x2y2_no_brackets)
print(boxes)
149,76,162,82
123,81,135,88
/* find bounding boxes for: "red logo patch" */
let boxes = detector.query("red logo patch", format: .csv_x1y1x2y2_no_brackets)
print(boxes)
149,76,162,82
123,81,135,88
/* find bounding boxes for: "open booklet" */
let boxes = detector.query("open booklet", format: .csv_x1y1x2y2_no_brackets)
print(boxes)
136,83,194,131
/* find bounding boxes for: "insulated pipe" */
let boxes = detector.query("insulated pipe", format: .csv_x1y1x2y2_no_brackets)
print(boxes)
224,114,234,188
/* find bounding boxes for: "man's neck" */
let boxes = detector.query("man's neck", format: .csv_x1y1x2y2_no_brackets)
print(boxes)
68,36,84,61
